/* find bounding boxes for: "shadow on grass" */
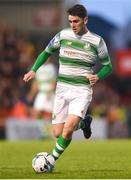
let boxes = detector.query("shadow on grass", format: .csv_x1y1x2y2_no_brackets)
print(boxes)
0,167,125,172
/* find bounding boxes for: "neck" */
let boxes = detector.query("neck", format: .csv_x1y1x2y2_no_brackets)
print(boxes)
78,26,88,36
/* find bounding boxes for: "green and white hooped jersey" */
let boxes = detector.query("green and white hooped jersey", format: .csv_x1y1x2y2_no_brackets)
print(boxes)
45,28,111,87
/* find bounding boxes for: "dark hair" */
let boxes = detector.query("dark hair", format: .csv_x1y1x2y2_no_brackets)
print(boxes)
67,4,88,19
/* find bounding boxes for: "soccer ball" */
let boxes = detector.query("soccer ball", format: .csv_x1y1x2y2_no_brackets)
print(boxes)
32,152,54,173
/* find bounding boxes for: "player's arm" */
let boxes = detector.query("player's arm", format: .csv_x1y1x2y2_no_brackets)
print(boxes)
87,38,112,86
23,51,51,82
23,51,50,82
97,62,112,79
97,38,112,79
23,33,60,82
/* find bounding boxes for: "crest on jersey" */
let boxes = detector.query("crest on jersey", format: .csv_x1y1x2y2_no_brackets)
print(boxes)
67,41,72,46
84,43,90,50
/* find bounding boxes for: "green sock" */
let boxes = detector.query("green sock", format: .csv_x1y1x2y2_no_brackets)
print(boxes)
75,120,85,130
52,135,71,161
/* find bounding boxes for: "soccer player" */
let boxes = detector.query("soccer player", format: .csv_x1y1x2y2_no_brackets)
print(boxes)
27,58,57,121
23,4,112,172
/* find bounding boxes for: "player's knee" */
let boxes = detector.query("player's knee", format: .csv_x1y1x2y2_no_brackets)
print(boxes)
62,123,76,138
53,129,62,138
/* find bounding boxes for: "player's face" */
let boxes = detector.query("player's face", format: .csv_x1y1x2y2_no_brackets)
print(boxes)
68,15,88,35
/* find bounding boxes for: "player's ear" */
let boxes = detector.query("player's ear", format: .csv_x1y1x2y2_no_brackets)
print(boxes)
84,17,88,25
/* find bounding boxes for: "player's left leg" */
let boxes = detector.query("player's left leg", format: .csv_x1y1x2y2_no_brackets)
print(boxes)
80,114,92,138
76,114,92,139
72,87,93,139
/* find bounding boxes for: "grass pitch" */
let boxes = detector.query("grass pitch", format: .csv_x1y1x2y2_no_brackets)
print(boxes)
0,139,131,179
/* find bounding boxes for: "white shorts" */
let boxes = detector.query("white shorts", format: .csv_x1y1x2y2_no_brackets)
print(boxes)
52,84,92,124
34,92,54,112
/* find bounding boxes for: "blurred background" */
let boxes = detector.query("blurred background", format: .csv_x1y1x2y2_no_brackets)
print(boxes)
0,0,131,140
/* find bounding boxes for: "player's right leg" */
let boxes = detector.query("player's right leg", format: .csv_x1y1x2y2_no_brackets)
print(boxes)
53,123,64,138
48,86,93,170
46,121,71,172
45,123,65,172
45,85,69,172
50,114,80,167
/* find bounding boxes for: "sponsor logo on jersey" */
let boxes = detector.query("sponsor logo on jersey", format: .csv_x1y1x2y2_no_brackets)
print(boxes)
63,50,92,59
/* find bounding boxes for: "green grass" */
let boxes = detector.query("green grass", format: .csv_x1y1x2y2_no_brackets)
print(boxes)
0,139,131,179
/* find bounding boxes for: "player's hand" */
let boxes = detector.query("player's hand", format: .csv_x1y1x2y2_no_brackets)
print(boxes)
23,70,36,82
86,74,99,86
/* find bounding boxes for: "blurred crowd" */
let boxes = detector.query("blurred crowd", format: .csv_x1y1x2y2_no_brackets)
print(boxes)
0,22,131,139
0,25,35,128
